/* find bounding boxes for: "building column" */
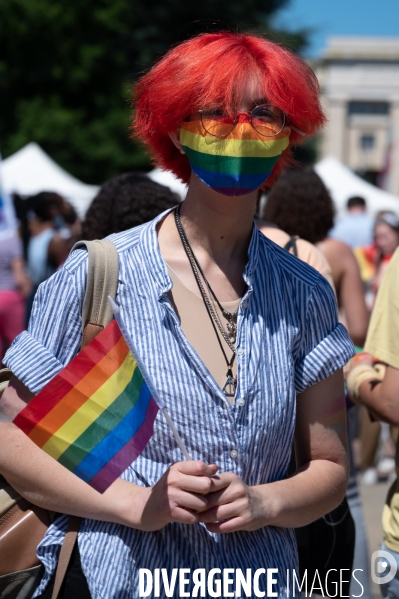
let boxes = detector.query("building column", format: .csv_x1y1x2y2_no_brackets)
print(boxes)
389,101,399,197
320,97,347,162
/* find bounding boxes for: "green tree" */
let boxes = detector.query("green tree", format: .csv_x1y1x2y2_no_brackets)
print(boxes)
0,0,309,183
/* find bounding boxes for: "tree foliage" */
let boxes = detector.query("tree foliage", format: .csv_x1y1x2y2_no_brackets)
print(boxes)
0,0,309,183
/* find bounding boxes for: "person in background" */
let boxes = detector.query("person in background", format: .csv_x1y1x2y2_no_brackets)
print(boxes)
363,212,399,486
347,246,399,597
351,211,399,487
354,211,399,306
262,167,369,347
352,213,399,489
262,166,371,599
371,211,399,298
0,233,31,364
330,196,374,249
55,201,82,252
256,219,334,290
26,192,70,323
81,173,179,240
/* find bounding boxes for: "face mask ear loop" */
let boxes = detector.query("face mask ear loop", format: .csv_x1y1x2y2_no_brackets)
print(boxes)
290,125,306,137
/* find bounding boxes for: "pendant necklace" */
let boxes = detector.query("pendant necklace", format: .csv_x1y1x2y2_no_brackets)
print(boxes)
174,205,240,397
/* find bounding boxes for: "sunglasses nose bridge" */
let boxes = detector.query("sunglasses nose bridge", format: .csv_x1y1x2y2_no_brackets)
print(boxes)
235,112,252,124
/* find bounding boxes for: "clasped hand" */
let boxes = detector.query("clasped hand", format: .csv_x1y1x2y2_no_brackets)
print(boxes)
141,460,265,534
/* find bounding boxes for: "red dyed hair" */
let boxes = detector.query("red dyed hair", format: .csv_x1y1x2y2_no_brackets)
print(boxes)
133,32,326,187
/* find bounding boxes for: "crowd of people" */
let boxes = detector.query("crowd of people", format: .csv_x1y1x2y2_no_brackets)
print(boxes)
0,30,399,599
0,178,179,366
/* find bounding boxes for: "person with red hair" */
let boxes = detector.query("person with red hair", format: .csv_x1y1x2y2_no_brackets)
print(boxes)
1,32,354,598
134,32,325,187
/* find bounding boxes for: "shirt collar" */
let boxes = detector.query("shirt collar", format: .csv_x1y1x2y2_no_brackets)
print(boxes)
243,222,259,289
139,208,174,298
139,207,260,298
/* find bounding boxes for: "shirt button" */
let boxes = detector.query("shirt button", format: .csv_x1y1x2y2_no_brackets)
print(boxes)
241,300,248,309
237,399,245,407
236,348,244,356
230,449,238,459
247,276,253,284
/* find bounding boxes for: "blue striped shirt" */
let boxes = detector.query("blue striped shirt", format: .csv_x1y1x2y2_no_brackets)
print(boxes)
5,212,355,598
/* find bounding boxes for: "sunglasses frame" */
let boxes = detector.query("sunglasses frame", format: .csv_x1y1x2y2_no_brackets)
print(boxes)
197,105,305,138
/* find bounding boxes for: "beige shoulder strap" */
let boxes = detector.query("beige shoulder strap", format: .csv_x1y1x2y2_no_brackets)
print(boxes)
72,239,119,348
52,239,118,599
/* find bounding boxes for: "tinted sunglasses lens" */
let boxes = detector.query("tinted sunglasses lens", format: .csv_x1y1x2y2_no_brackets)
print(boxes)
251,104,285,136
200,110,236,137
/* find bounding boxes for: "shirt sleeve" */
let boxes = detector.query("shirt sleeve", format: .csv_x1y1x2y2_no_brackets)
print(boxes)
364,248,399,369
296,238,335,294
4,251,87,394
294,274,355,393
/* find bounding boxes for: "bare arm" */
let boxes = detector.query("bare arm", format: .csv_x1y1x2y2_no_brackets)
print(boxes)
11,257,32,298
350,248,399,425
320,240,369,346
198,369,348,532
339,245,369,346
356,362,399,427
0,377,217,531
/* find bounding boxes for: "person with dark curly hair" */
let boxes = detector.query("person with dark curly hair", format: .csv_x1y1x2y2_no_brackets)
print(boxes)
261,166,335,244
81,173,179,240
262,166,369,347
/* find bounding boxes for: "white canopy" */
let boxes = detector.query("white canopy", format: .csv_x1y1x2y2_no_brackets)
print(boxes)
315,156,399,218
147,167,187,199
2,142,99,218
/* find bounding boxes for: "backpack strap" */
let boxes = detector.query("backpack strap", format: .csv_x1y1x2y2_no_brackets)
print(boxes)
73,239,119,349
51,239,118,599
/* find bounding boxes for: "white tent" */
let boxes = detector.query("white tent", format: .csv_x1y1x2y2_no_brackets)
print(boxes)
315,156,399,218
2,142,99,218
147,167,187,199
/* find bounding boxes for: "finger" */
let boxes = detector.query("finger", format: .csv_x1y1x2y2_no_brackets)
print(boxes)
170,506,199,525
208,472,237,492
173,490,208,512
197,501,243,523
206,482,244,508
175,473,215,495
352,353,373,366
172,461,218,477
205,486,239,508
205,516,248,534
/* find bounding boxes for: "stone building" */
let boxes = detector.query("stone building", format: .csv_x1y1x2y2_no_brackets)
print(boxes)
314,37,399,196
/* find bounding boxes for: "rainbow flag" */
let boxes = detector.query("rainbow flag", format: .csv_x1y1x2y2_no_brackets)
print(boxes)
180,117,290,196
13,320,159,492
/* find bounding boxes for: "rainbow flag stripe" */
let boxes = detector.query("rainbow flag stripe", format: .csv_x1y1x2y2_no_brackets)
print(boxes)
13,320,159,492
180,119,290,196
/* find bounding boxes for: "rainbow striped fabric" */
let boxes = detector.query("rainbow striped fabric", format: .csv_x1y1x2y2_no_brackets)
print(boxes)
180,117,290,196
13,320,159,492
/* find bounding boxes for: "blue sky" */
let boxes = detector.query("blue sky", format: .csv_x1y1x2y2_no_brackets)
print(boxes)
272,0,399,57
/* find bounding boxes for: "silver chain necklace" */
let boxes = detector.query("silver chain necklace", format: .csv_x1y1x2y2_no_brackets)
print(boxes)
174,205,238,397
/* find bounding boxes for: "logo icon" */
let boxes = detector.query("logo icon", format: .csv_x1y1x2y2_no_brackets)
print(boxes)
371,550,398,585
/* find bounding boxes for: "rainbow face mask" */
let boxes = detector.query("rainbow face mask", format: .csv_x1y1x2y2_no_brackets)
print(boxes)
180,116,290,196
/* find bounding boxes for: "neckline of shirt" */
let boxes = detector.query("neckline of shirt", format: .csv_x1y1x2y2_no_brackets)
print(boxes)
138,206,259,298
166,262,242,309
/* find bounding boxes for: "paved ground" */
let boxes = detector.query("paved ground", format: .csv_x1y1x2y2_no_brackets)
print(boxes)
359,479,390,598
